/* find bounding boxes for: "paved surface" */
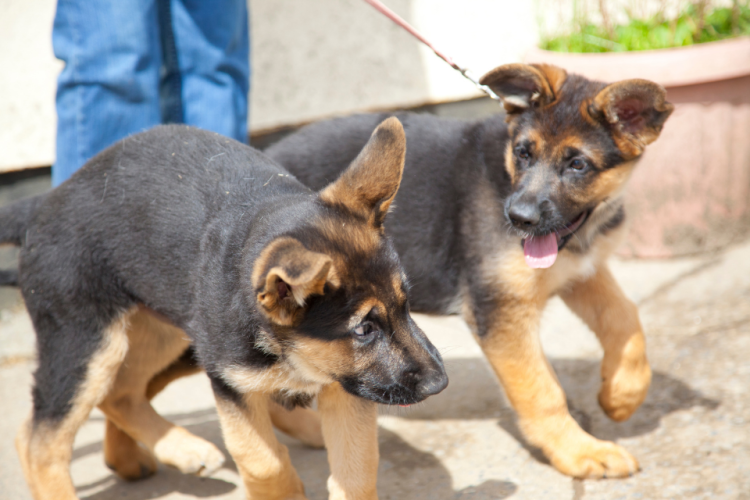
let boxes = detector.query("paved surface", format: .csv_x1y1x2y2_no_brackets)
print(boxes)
1,171,749,499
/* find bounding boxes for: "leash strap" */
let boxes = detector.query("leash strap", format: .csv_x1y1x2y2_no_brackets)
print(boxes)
363,0,502,102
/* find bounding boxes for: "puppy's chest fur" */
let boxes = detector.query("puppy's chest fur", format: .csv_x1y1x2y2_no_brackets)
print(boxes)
220,336,333,404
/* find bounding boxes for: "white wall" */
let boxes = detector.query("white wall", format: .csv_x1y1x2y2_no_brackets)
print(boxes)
0,0,539,173
249,0,539,130
0,0,62,173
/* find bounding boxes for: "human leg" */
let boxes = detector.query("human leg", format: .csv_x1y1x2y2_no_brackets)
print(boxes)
169,0,250,143
52,0,163,186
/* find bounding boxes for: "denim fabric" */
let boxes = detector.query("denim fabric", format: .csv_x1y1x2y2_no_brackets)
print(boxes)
52,0,250,186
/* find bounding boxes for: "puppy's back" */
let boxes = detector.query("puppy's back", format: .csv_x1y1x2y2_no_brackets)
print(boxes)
21,125,307,324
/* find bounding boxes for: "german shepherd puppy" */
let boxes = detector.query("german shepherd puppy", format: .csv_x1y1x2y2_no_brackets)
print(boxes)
5,117,448,500
264,64,673,478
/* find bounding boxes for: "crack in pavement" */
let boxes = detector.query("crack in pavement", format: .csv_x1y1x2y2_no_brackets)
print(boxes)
636,257,722,308
572,478,585,500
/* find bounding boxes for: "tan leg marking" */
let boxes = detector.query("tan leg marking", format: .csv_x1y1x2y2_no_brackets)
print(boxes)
17,310,132,500
461,242,642,479
104,345,204,480
215,393,306,500
476,296,638,478
466,243,640,479
268,401,325,449
318,383,378,500
15,417,38,499
99,309,224,477
560,265,651,421
146,351,203,399
103,419,157,480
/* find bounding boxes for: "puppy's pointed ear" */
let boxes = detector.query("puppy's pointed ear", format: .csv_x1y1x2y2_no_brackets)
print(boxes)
589,79,674,159
479,63,567,114
253,237,333,326
320,117,406,227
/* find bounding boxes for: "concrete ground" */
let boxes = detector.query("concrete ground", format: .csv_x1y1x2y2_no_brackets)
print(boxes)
1,171,749,500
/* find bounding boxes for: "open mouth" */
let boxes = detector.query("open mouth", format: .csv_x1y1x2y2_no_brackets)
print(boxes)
522,210,591,269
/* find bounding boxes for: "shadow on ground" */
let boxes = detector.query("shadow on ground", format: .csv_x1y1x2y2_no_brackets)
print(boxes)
395,358,718,425
72,408,517,500
77,471,237,500
65,353,718,498
389,357,720,465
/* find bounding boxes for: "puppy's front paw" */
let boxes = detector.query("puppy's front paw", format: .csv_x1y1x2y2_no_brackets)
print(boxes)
153,426,225,476
523,415,639,478
549,434,639,479
599,335,652,421
599,362,651,421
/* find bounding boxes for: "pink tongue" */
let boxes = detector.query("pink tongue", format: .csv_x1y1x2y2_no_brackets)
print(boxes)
523,234,558,269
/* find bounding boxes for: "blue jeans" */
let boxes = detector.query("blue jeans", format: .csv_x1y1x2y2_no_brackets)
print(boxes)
52,0,250,186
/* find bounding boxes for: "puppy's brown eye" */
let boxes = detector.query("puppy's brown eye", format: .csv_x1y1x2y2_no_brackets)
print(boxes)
570,159,586,171
515,146,531,160
353,322,375,336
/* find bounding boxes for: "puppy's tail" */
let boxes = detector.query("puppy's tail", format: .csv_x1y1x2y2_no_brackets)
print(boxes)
0,195,46,288
0,195,45,246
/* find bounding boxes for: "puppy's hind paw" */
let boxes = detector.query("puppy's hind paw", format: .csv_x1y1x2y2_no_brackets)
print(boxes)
105,450,158,481
104,421,158,481
154,426,225,476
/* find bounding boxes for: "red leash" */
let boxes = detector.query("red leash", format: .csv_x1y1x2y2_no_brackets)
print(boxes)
363,0,501,102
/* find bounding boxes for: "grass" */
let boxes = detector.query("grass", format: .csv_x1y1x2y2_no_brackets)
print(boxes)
541,4,750,53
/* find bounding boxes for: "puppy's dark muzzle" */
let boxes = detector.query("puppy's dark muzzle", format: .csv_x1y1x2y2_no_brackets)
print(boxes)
406,338,449,401
416,367,449,398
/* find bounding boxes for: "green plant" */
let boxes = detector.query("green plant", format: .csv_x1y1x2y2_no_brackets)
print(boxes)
541,1,750,53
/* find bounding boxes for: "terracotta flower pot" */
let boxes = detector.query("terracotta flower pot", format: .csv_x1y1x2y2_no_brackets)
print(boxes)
526,36,750,258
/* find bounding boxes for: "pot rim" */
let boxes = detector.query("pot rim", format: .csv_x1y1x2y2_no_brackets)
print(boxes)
525,35,750,87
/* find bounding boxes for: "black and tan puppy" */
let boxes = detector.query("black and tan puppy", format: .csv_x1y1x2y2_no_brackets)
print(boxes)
264,64,673,478
4,117,448,500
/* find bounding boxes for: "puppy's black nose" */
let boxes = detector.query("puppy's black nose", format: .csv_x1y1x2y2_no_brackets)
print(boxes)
416,368,449,397
508,200,541,228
